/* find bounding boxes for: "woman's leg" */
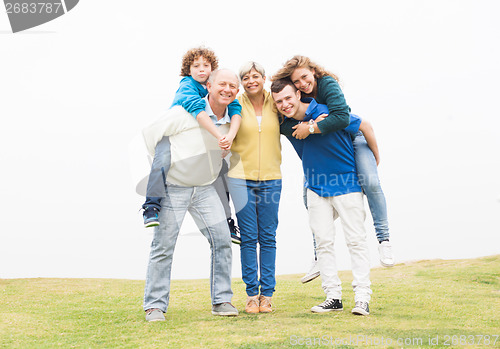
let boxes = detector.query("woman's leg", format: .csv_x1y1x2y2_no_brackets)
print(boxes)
255,179,282,297
227,178,259,296
353,132,389,242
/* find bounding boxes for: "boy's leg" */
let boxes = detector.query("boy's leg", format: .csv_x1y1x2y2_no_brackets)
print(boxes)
353,132,389,242
332,192,372,304
307,189,342,300
143,184,189,314
212,160,231,220
213,161,241,244
188,185,234,306
143,136,171,210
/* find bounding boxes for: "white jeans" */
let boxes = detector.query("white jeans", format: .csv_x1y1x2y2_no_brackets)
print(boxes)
307,190,372,303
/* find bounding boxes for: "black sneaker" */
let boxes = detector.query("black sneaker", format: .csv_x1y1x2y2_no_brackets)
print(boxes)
311,298,343,313
351,301,370,316
227,218,241,244
143,207,160,228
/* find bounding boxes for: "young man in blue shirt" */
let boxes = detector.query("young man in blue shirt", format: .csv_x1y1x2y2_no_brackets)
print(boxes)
271,79,373,315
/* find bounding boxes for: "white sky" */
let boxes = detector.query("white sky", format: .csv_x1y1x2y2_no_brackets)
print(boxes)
1,0,499,280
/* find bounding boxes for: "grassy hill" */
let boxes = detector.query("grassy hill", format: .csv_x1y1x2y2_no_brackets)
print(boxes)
1,256,499,348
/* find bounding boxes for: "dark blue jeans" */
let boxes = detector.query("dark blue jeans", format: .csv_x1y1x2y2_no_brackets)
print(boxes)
227,178,282,297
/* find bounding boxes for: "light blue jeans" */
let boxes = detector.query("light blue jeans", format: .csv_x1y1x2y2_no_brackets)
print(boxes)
143,183,233,312
353,132,389,241
227,178,282,297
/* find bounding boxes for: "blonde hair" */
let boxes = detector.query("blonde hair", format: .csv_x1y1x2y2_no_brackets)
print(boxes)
271,55,339,82
239,61,266,80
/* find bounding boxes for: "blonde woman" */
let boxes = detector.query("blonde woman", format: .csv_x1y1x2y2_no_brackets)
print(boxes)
228,62,282,313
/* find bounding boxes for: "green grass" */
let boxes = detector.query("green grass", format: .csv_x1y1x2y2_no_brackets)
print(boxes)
1,256,499,348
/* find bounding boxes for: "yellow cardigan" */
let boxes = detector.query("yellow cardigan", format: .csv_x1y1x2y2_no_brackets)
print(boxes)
228,90,282,181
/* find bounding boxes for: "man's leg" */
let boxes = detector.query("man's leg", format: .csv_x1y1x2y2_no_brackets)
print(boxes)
188,185,233,306
306,189,342,300
143,184,190,314
332,192,372,306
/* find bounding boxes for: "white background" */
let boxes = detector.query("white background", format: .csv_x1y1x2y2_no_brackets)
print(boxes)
1,0,499,280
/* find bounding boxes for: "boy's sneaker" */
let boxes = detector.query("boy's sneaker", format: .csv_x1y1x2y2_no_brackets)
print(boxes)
227,218,241,245
301,258,320,283
145,308,165,322
212,302,239,316
352,301,370,316
378,240,394,267
311,298,343,313
143,207,160,228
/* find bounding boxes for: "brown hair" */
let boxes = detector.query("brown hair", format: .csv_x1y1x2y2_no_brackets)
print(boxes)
271,55,339,82
270,78,297,94
180,47,219,77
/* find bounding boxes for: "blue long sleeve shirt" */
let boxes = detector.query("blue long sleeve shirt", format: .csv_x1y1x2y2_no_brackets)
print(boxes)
286,98,362,197
170,76,242,118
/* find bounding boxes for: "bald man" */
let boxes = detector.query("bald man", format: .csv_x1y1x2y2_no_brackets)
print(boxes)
142,69,241,321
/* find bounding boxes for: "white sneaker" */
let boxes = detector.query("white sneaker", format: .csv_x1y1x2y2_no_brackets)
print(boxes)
378,241,394,267
301,258,320,283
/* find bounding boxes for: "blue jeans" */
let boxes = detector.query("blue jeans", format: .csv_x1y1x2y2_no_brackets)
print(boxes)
353,132,389,242
143,184,233,312
143,136,231,220
227,178,282,297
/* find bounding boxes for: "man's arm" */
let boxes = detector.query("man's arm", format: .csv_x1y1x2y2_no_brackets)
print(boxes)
358,119,380,165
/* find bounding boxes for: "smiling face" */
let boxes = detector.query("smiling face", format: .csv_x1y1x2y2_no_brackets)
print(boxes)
272,84,301,119
206,69,239,107
241,68,265,96
290,67,316,95
189,56,212,84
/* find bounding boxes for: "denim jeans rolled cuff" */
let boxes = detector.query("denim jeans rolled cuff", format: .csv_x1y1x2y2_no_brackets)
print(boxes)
143,183,233,312
143,136,171,210
353,132,390,241
227,178,282,297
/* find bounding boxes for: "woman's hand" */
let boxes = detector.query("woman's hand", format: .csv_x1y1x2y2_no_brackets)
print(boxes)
292,122,311,140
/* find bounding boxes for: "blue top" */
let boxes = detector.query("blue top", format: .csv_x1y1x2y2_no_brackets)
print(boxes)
170,76,242,119
286,98,362,197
